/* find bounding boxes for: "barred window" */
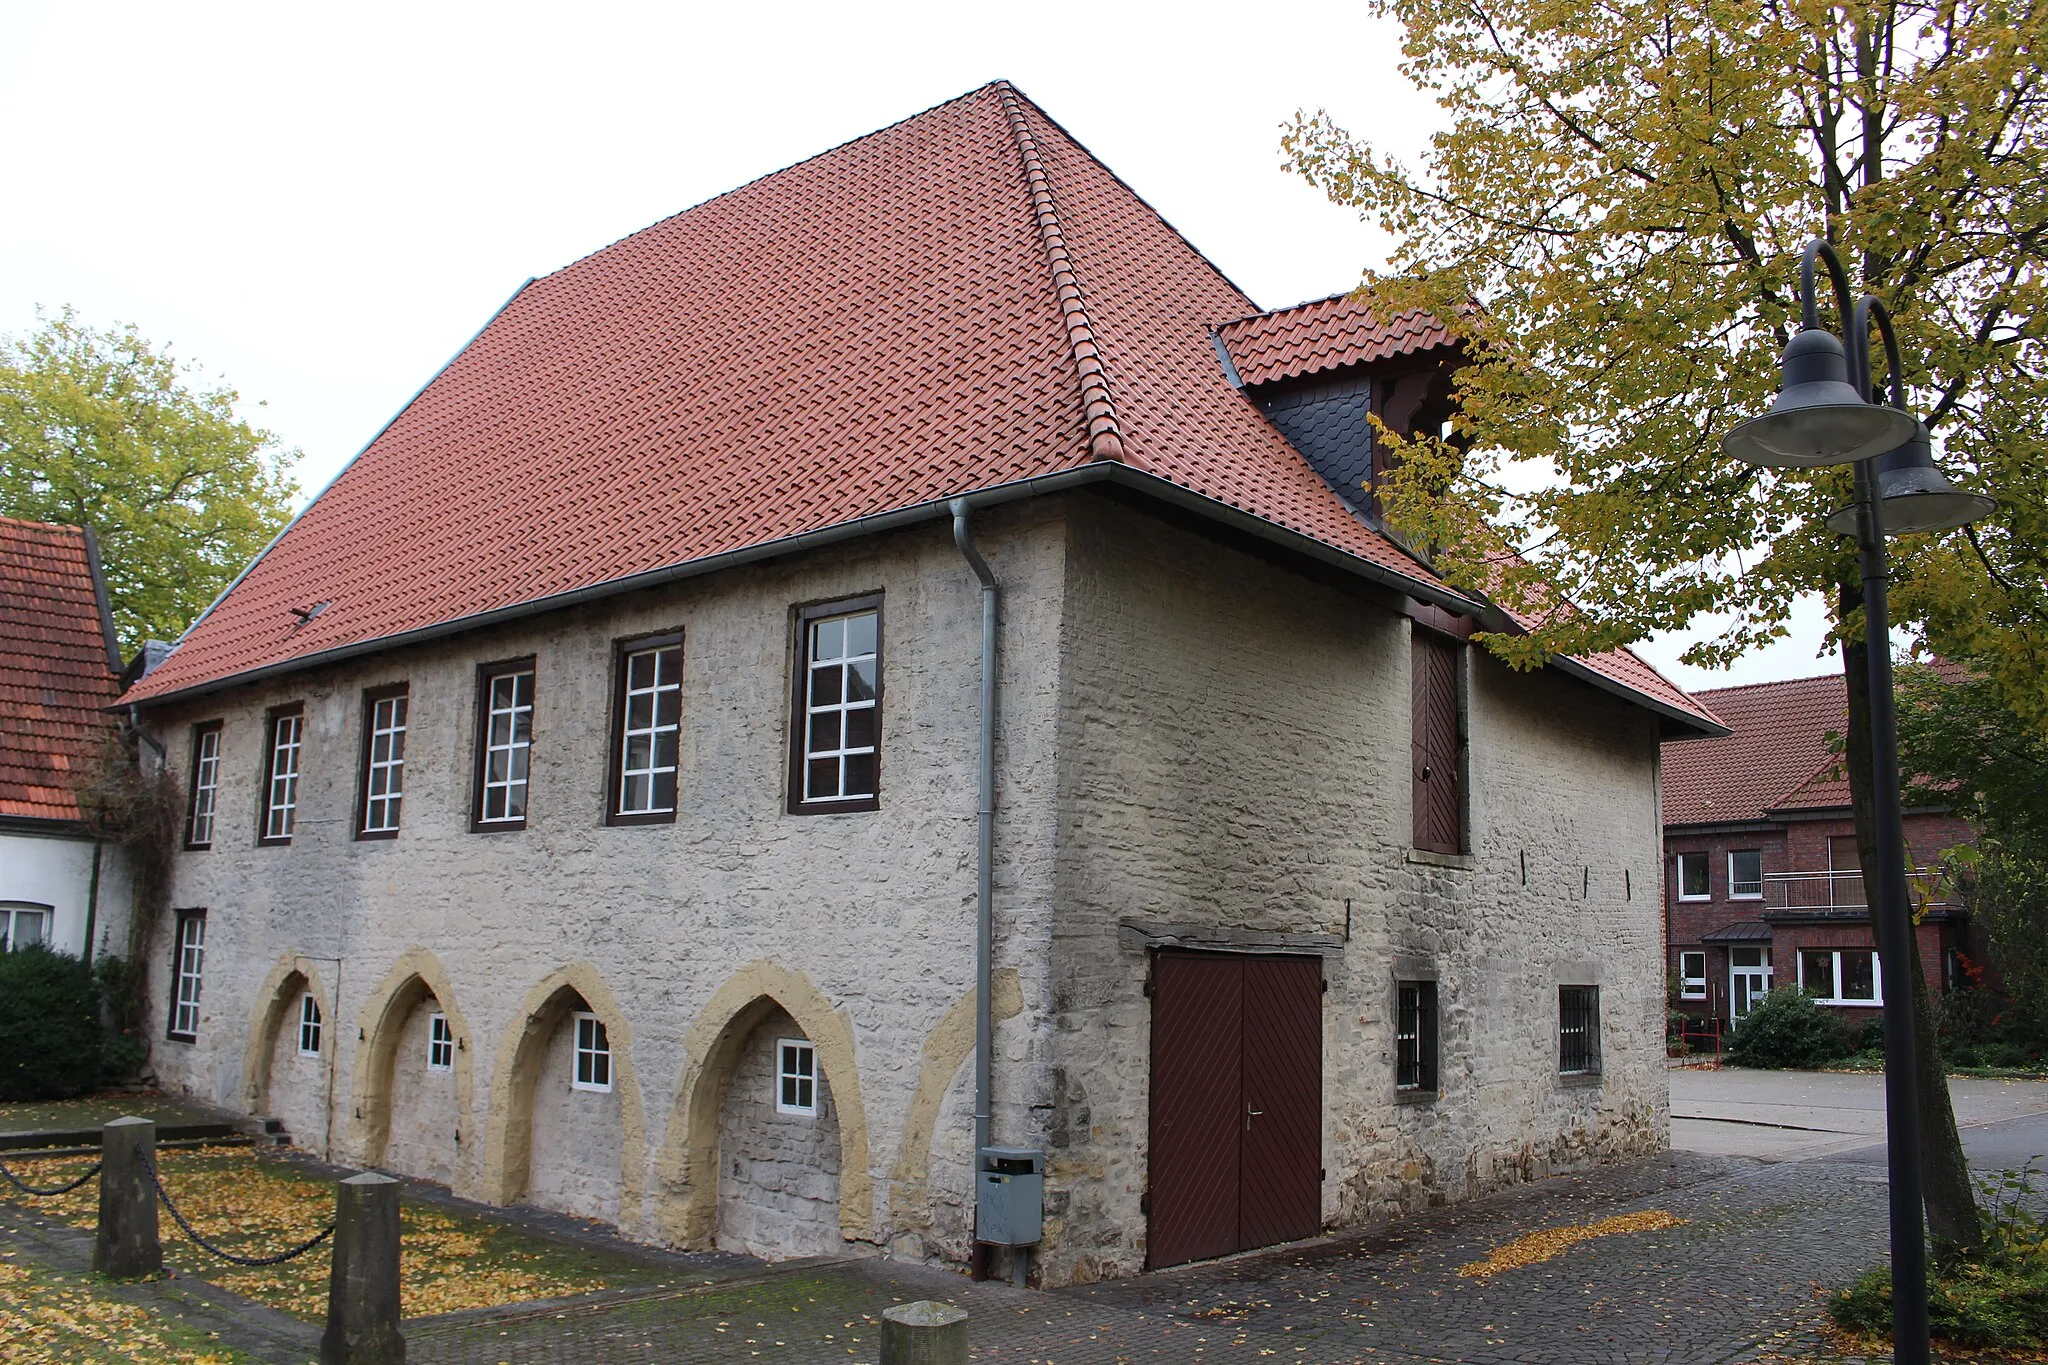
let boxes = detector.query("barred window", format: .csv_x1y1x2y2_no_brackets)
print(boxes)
475,664,535,827
573,1013,612,1092
610,636,681,821
169,912,205,1040
791,600,880,811
1558,985,1601,1075
427,1012,454,1072
186,722,222,848
261,707,304,844
297,993,322,1056
359,688,408,836
778,1038,817,1115
1396,981,1438,1093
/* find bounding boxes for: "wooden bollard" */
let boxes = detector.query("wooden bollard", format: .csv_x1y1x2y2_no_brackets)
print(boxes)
320,1172,405,1365
881,1300,968,1365
94,1116,162,1279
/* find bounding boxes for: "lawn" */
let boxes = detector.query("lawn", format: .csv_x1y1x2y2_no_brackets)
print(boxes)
0,1244,255,1364
0,1146,673,1320
0,1093,228,1136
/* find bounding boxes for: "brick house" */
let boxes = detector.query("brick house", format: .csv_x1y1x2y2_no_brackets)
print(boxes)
1662,673,1975,1036
0,516,134,959
121,82,1722,1284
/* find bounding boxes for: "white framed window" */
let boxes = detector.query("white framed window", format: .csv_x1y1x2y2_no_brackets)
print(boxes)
170,912,205,1040
186,723,222,848
1728,849,1763,899
427,1012,454,1072
777,1037,817,1115
1675,851,1710,900
0,903,51,952
611,638,681,820
796,606,879,807
1677,951,1707,1001
297,992,322,1056
572,1012,612,1092
1800,948,1883,1005
262,708,304,843
476,665,535,826
359,689,408,836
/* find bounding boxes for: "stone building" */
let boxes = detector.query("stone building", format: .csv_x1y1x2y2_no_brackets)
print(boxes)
1,516,133,960
1662,672,1976,1037
121,82,1722,1285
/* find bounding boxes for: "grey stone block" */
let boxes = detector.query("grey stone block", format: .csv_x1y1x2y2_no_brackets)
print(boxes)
880,1299,968,1365
321,1172,404,1365
94,1116,162,1279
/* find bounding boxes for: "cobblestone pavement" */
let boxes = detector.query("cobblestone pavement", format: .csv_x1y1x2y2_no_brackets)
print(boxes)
403,1152,1893,1364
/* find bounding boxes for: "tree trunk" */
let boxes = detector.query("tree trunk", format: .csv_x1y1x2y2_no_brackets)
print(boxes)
1840,582,1981,1256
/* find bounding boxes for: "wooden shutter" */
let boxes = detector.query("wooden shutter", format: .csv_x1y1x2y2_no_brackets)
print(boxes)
1411,630,1464,853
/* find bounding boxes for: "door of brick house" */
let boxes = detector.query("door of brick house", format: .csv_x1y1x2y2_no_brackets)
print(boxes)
1147,950,1322,1269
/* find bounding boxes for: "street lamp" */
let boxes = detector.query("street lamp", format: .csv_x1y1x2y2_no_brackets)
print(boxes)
1720,239,1995,1365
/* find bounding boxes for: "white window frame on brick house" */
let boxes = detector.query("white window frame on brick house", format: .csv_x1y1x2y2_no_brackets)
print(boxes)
427,1013,454,1072
0,902,52,952
572,1012,612,1092
1675,851,1710,901
357,687,408,838
790,597,881,813
297,992,322,1056
474,661,535,829
1728,849,1764,900
1799,948,1884,1005
186,721,223,849
777,1037,818,1115
260,706,304,845
169,911,205,1041
1677,950,1707,1000
608,635,682,823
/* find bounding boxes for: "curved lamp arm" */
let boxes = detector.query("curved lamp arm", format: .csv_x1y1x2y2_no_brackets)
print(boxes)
1852,295,1910,411
1800,239,1859,335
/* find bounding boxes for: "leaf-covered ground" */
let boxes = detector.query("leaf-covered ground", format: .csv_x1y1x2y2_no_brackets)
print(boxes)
0,1245,252,1364
1,1147,668,1320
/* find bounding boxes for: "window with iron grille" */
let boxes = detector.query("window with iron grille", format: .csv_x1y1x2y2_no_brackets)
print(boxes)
427,1012,454,1072
790,598,881,812
169,911,205,1040
1395,981,1438,1093
474,662,535,829
572,1013,612,1092
358,687,408,837
1410,628,1465,853
186,721,223,849
1675,851,1710,900
1558,985,1600,1075
260,706,304,844
609,635,682,822
297,992,322,1056
778,1038,818,1115
1728,849,1763,899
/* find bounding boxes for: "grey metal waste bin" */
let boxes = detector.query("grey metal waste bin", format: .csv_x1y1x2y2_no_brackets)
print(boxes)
975,1146,1044,1247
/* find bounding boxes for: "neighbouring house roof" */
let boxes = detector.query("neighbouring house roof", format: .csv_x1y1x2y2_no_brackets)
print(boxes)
121,82,1716,736
1215,295,1456,389
1662,674,1850,826
0,517,123,824
1701,920,1774,943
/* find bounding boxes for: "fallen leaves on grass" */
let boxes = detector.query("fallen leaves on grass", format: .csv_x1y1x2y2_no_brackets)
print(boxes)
1456,1210,1688,1280
2,1148,616,1319
0,1249,243,1363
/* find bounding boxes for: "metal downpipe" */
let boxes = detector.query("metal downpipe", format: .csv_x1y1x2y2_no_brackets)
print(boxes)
949,498,999,1195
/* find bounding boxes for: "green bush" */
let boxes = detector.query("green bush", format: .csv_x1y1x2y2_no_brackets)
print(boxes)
0,945,110,1100
1726,986,1850,1069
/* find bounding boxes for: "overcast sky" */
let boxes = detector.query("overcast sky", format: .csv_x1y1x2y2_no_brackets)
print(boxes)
2,0,1845,693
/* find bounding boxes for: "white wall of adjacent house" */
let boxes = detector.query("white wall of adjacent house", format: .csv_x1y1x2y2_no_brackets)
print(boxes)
0,828,131,959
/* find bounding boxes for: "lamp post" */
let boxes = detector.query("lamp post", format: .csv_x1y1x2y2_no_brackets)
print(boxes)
1721,239,1994,1365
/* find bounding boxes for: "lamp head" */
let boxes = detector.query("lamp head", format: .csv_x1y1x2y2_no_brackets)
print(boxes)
1822,420,1997,536
1721,328,1918,467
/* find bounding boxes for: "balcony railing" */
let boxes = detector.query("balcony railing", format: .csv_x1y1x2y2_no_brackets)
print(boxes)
1760,868,1947,913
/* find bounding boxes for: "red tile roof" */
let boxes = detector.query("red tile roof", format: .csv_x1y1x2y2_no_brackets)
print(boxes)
0,517,122,823
1217,294,1455,388
123,82,1715,735
1660,674,1849,825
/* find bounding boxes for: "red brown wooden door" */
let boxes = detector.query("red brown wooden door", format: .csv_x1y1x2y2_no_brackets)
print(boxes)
1148,951,1322,1269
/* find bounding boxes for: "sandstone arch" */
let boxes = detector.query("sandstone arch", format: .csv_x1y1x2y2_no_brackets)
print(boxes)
886,968,1024,1237
478,962,647,1230
241,951,335,1125
656,961,873,1247
349,948,477,1194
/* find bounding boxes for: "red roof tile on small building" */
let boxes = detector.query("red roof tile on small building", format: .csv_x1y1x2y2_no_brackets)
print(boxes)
0,517,122,823
1216,294,1455,388
122,83,1716,735
1661,674,1849,826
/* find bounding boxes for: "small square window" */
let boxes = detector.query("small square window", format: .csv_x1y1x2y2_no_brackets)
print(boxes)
1558,985,1601,1075
428,1012,454,1072
297,992,323,1056
1728,849,1763,899
1676,852,1710,900
1395,981,1439,1094
777,1037,817,1115
573,1012,612,1092
1677,951,1707,1000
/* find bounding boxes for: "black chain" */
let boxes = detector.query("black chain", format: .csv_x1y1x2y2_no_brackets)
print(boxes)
0,1153,102,1196
145,1156,335,1267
